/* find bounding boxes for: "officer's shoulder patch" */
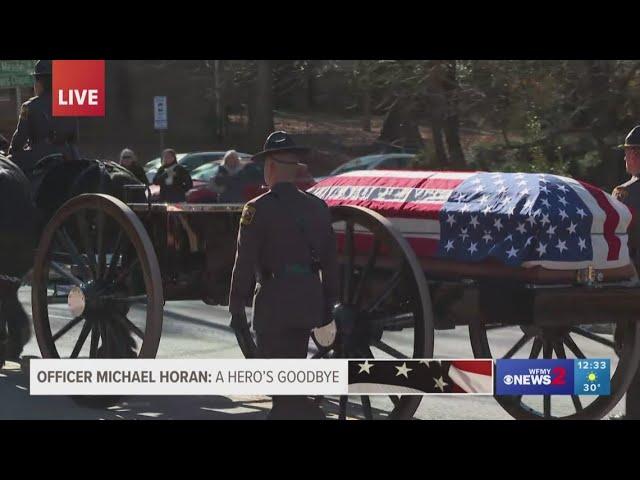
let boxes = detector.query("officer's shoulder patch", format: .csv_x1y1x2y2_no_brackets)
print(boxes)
613,186,629,201
240,203,256,226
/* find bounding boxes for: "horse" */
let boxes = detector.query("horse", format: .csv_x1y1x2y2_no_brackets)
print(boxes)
0,153,145,367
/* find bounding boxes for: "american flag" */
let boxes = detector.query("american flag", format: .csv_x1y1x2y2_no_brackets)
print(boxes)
309,170,632,270
348,360,493,395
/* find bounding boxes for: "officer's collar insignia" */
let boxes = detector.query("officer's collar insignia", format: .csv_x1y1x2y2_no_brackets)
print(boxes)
613,186,629,202
241,204,256,226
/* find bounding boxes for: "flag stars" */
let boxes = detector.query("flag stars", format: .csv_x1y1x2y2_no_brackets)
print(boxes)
505,234,514,242
434,376,448,392
493,218,504,231
482,230,493,243
540,214,551,226
358,360,374,374
541,198,551,208
482,205,492,215
558,209,568,221
558,196,568,207
395,362,413,378
444,240,455,252
506,246,519,258
468,242,479,255
556,239,568,253
567,222,577,235
556,184,569,193
536,242,547,257
578,237,587,251
546,224,557,236
516,223,527,234
459,227,469,241
469,215,480,229
446,214,456,227
576,208,587,219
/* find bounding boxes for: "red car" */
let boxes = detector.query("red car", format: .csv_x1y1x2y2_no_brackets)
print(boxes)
185,160,316,203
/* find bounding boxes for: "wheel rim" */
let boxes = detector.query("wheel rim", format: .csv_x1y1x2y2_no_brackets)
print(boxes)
469,310,640,420
32,194,163,360
235,205,434,419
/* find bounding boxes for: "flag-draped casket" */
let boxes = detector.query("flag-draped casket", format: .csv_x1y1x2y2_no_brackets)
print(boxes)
308,170,636,282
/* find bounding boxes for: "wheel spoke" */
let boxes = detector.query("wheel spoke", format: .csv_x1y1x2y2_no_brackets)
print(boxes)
52,316,84,342
75,211,97,275
529,338,543,358
371,340,408,359
571,395,584,412
562,334,586,359
364,268,403,313
361,396,373,420
90,322,100,357
49,261,83,287
343,220,354,303
503,333,532,359
339,396,348,420
113,311,145,340
55,229,93,280
543,395,551,418
95,209,106,279
70,319,92,358
111,257,140,287
353,237,380,308
104,231,124,281
569,326,615,349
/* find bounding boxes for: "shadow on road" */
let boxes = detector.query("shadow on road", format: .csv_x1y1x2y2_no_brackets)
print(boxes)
0,360,270,420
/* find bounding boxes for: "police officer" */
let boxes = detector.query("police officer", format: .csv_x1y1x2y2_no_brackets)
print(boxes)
611,125,640,420
228,131,339,420
8,60,80,176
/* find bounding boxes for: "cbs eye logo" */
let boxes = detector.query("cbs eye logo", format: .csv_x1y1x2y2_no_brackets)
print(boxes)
52,60,105,117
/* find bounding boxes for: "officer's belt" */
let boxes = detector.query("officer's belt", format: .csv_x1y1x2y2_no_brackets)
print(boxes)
258,264,319,282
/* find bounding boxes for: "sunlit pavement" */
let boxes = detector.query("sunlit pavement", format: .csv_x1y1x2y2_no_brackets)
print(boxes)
0,287,625,420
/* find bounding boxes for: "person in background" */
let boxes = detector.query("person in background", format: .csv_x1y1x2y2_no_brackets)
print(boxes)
210,150,244,202
152,148,193,202
118,148,148,185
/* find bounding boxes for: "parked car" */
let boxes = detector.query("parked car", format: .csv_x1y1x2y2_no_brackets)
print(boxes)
144,151,251,184
316,153,417,181
185,160,316,204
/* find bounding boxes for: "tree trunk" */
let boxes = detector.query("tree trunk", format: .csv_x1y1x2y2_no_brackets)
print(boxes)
379,97,423,151
213,60,224,141
305,61,316,110
441,61,465,168
249,60,275,149
361,88,371,132
431,117,448,166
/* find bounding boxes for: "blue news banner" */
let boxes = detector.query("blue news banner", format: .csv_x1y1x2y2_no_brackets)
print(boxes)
496,359,610,396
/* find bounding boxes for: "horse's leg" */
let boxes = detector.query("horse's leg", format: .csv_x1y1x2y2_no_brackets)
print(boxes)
1,285,31,361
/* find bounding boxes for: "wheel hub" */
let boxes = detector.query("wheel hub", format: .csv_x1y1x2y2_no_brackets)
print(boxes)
67,286,86,318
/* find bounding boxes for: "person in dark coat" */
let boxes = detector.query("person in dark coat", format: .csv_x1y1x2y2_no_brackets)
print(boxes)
210,150,245,202
8,60,80,176
118,148,148,185
152,148,193,202
228,131,339,420
610,125,640,420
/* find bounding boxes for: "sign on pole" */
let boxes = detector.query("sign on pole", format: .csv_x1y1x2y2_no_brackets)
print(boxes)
154,96,168,130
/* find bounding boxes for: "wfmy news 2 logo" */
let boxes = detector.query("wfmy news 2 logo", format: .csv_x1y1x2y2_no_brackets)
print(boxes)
496,359,610,396
52,60,105,117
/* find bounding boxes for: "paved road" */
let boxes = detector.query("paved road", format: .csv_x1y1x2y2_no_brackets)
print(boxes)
0,286,625,420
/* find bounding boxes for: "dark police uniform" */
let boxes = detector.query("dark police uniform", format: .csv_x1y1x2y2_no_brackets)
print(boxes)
8,60,80,175
228,132,339,420
612,125,640,420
